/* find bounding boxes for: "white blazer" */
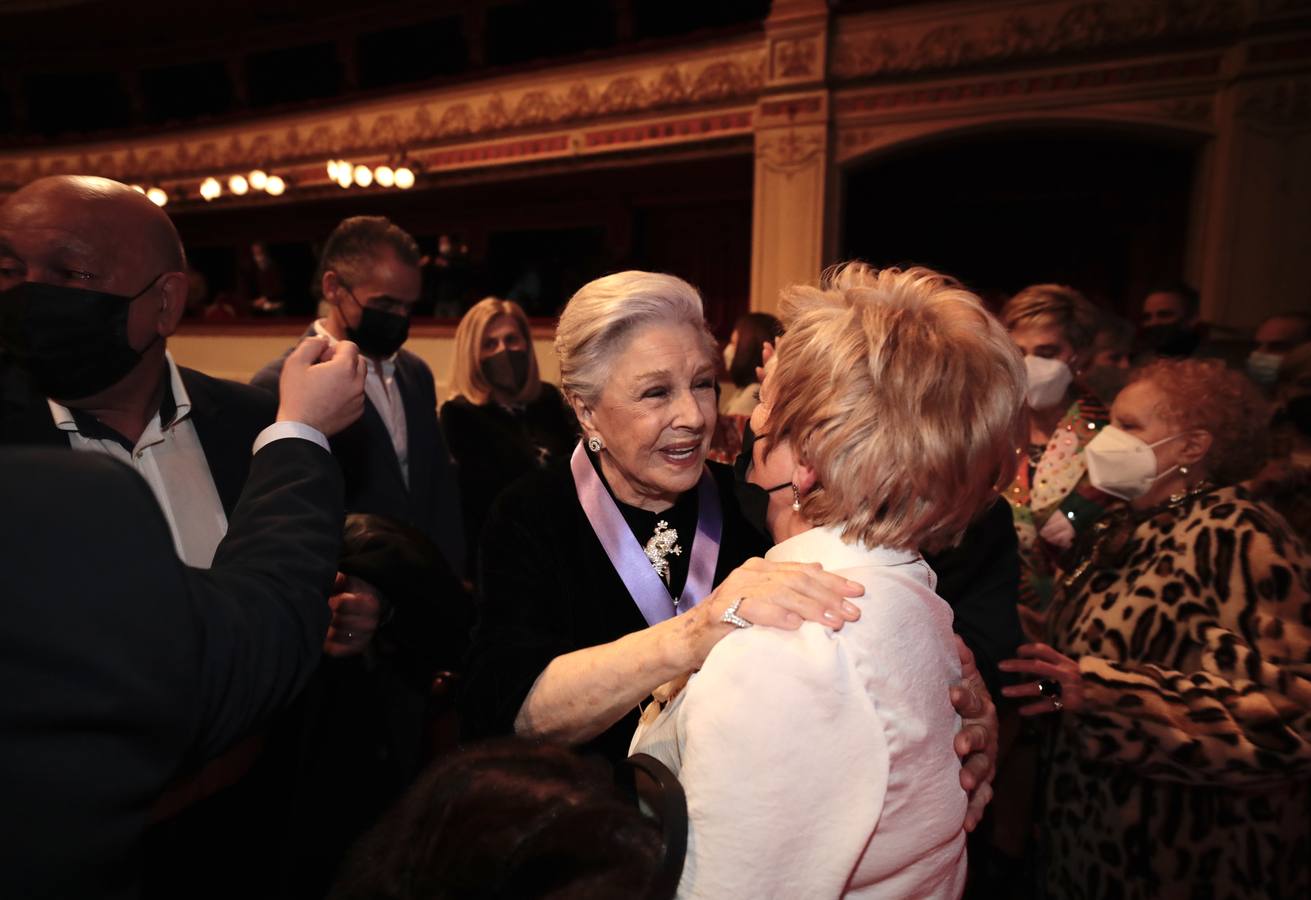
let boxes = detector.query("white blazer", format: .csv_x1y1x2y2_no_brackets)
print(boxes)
631,525,967,899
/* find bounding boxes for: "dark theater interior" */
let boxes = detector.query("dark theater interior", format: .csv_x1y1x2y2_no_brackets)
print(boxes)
2,2,1309,899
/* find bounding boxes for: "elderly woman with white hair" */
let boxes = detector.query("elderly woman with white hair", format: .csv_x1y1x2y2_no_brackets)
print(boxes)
460,271,999,798
630,265,1027,898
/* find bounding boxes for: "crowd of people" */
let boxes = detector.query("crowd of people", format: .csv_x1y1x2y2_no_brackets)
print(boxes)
0,173,1308,900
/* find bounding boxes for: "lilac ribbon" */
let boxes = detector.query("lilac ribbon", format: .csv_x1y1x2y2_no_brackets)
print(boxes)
571,442,723,627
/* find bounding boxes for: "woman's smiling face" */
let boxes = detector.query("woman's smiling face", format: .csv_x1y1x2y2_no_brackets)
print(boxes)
579,321,717,510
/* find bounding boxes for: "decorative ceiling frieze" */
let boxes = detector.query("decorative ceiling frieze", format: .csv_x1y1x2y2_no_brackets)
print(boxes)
0,39,767,192
831,0,1244,80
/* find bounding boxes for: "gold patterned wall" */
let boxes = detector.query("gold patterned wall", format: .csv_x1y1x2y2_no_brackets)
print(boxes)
2,0,1308,330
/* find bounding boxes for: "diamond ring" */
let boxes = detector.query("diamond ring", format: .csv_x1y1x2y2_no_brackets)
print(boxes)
1037,678,1063,699
720,597,752,629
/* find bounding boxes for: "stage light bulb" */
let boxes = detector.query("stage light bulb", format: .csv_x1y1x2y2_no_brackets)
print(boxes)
326,159,339,180
229,174,249,196
374,165,395,188
393,167,415,189
353,164,372,188
146,187,168,207
336,168,353,188
248,169,268,191
199,177,222,201
264,175,286,196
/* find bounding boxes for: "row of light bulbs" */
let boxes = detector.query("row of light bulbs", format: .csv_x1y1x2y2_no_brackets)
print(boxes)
198,169,287,202
327,159,416,190
127,158,415,206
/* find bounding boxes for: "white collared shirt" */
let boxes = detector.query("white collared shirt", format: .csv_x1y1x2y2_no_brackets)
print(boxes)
313,319,409,486
49,351,228,568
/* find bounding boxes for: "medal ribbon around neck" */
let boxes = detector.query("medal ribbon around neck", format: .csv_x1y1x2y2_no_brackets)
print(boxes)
571,442,723,626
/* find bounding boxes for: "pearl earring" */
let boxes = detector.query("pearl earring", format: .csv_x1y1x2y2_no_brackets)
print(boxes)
791,484,802,512
587,436,603,453
1179,464,1189,476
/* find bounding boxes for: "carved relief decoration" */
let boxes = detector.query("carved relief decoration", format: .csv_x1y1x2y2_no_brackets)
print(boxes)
0,46,766,190
835,55,1222,119
831,0,1243,79
757,129,825,177
1237,78,1311,134
771,35,821,81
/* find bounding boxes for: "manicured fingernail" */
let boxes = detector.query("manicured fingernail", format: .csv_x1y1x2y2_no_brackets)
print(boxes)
823,610,838,621
842,601,860,617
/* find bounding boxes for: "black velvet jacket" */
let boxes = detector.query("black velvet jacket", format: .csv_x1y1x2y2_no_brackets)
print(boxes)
460,457,769,766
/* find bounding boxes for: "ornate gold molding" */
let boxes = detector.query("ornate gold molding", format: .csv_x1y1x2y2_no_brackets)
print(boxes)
831,0,1243,80
0,42,766,191
834,55,1223,121
756,128,825,177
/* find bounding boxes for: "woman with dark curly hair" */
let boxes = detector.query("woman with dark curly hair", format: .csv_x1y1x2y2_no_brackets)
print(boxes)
1001,358,1311,900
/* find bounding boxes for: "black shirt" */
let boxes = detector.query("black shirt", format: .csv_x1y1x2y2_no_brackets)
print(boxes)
461,457,769,767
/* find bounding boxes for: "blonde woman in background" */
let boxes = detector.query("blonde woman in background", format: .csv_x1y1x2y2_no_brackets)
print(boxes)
440,297,577,571
1000,284,1118,620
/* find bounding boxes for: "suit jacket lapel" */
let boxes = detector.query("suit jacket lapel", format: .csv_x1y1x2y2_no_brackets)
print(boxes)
181,370,248,517
391,359,431,508
360,393,409,498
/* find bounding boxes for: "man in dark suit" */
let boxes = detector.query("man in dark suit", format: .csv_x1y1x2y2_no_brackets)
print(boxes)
252,215,465,577
0,175,384,896
0,175,380,652
0,176,272,565
0,333,367,900
250,216,467,898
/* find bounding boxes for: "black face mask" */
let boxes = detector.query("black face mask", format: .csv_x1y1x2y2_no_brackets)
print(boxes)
1140,323,1200,358
481,348,530,394
0,276,162,401
731,421,790,543
346,304,410,359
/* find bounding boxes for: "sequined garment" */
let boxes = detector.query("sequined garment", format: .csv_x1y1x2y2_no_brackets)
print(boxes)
1003,388,1118,610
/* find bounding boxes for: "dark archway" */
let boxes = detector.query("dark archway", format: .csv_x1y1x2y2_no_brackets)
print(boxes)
839,127,1200,316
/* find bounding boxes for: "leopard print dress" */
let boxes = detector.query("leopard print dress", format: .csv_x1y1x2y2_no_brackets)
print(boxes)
1040,485,1311,900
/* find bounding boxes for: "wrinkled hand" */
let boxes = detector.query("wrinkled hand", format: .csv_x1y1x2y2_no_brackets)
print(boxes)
676,558,864,670
276,336,366,436
323,572,383,658
681,561,865,671
950,637,998,832
999,643,1085,716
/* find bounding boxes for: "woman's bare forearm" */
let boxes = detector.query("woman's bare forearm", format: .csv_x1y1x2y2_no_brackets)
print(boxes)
513,616,691,745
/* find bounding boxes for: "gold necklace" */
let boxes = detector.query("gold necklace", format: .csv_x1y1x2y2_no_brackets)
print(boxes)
1059,481,1215,593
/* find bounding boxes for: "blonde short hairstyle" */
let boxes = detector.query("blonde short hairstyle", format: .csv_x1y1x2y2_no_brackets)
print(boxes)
448,297,542,406
554,270,717,405
768,262,1026,553
1131,358,1271,487
1002,283,1100,356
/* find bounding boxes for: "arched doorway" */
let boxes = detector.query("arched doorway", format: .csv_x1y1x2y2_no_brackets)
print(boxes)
838,127,1201,316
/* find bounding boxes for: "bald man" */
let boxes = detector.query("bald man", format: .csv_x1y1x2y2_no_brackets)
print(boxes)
0,176,379,896
0,175,276,568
